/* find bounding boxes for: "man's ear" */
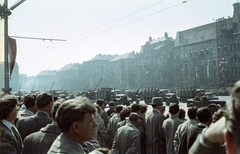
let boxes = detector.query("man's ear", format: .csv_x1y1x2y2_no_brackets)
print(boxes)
72,122,80,134
225,131,236,154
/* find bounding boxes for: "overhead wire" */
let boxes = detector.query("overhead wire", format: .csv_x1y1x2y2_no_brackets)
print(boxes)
55,0,192,49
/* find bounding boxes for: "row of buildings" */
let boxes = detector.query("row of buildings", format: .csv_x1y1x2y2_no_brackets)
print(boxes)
2,2,240,94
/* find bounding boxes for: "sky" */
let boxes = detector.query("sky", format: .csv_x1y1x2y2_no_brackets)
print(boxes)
3,0,238,76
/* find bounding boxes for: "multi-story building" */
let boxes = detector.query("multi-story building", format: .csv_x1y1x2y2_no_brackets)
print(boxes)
12,2,240,94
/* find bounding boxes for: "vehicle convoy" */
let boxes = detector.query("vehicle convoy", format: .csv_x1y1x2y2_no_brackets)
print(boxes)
186,89,226,108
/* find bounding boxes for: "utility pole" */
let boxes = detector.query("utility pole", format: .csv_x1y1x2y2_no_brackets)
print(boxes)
0,0,26,94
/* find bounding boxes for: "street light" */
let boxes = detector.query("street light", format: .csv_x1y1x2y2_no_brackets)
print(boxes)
0,0,26,94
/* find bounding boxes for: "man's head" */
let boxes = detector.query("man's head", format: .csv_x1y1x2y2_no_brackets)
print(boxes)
128,112,139,126
196,107,212,126
56,97,97,144
115,105,123,113
51,98,66,122
36,92,53,115
151,97,164,113
131,104,141,114
0,95,18,122
119,107,131,121
169,103,179,115
96,99,106,109
187,106,198,119
22,93,37,114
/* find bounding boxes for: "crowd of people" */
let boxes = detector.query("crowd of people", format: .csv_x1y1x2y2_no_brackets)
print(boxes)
0,80,240,154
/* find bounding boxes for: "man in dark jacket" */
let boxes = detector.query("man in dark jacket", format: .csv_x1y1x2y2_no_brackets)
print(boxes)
17,92,53,140
22,99,65,154
178,106,212,154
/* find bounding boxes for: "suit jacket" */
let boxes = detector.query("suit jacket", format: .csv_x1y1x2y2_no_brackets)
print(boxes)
178,124,207,154
0,121,22,154
22,123,61,154
112,123,140,154
145,109,166,154
47,133,97,154
17,111,52,140
162,114,184,154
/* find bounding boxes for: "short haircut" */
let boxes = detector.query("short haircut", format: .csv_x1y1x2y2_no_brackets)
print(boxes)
187,106,198,119
178,108,186,120
23,93,36,108
108,101,115,107
131,104,140,112
56,97,95,133
140,104,148,114
96,99,105,106
129,112,139,123
119,107,131,121
36,92,53,109
169,103,179,115
115,105,123,113
0,95,18,120
51,98,66,121
196,107,212,123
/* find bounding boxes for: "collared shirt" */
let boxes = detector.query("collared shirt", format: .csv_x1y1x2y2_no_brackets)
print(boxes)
198,122,208,128
1,119,18,136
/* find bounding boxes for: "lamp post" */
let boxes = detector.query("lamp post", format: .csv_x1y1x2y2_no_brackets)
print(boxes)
1,0,11,93
0,0,26,94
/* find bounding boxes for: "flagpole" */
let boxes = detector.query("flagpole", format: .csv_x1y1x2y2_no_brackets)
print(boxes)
2,0,11,93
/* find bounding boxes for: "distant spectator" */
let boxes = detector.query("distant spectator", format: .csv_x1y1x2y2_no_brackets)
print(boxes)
96,99,109,127
106,101,116,117
163,103,184,154
174,106,198,154
178,108,186,121
112,113,141,154
17,93,37,120
22,98,65,154
17,92,53,140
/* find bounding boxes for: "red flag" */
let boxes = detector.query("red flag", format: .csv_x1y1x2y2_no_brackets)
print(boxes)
8,37,17,77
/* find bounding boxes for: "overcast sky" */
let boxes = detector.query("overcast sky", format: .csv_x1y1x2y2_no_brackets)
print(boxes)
4,0,238,76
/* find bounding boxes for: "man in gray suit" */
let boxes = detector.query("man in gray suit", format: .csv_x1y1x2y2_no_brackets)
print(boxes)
112,112,141,154
17,92,53,140
47,97,98,154
0,95,22,154
162,103,184,154
22,98,65,154
145,97,166,154
17,93,38,120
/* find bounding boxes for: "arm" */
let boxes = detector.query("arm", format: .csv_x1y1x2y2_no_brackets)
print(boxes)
126,131,140,154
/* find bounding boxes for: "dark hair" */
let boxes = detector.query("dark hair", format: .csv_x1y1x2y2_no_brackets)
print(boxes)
178,108,186,120
0,95,18,120
129,112,139,123
96,99,105,106
56,97,95,133
51,98,66,121
23,93,36,108
115,105,123,113
119,107,131,121
169,103,179,115
187,106,198,119
108,101,115,107
131,104,141,112
140,104,148,114
196,107,212,123
36,92,53,109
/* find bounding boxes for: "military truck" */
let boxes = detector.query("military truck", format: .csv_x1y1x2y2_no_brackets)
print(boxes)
186,91,226,108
